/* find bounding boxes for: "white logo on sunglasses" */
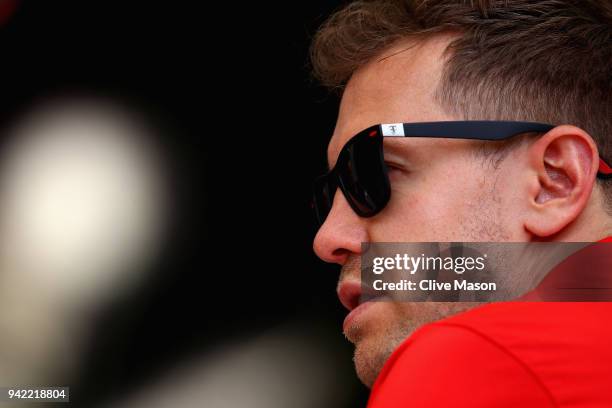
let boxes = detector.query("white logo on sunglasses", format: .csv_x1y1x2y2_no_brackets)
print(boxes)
382,124,405,137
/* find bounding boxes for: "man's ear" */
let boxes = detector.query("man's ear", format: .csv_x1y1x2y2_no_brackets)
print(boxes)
524,125,599,237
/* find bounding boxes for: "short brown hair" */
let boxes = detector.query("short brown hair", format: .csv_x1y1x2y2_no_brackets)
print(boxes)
310,0,612,205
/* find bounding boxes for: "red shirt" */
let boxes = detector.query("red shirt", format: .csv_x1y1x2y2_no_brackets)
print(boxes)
367,240,612,408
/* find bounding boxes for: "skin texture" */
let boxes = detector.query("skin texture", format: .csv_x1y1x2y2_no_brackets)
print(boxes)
313,34,612,387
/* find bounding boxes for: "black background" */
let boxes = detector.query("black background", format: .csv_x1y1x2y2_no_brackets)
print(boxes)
0,0,369,406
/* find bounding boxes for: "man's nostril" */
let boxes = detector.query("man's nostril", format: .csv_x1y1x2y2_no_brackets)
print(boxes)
332,248,347,256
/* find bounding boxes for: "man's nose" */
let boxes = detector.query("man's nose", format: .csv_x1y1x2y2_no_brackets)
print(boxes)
313,190,368,265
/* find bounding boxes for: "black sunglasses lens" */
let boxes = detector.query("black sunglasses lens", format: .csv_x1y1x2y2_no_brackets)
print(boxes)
338,134,390,216
313,175,336,225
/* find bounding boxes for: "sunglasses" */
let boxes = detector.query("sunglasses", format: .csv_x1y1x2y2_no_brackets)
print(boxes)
313,121,612,226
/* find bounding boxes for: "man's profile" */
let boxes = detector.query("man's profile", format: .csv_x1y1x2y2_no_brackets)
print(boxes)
310,0,612,406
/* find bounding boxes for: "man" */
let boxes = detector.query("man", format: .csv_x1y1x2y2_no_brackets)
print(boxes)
310,0,612,406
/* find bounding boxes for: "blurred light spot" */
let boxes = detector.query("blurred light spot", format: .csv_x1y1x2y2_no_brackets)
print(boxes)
0,97,167,385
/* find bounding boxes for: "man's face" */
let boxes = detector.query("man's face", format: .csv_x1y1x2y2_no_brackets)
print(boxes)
313,35,530,387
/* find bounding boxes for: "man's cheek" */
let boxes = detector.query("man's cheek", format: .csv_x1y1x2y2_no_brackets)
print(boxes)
370,197,419,235
371,199,443,241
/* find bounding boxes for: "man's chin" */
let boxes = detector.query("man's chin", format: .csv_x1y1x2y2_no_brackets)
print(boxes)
346,302,480,387
343,302,417,387
352,333,402,388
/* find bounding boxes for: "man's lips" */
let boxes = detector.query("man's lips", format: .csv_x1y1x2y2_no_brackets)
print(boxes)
337,280,386,332
337,280,383,311
337,280,363,311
